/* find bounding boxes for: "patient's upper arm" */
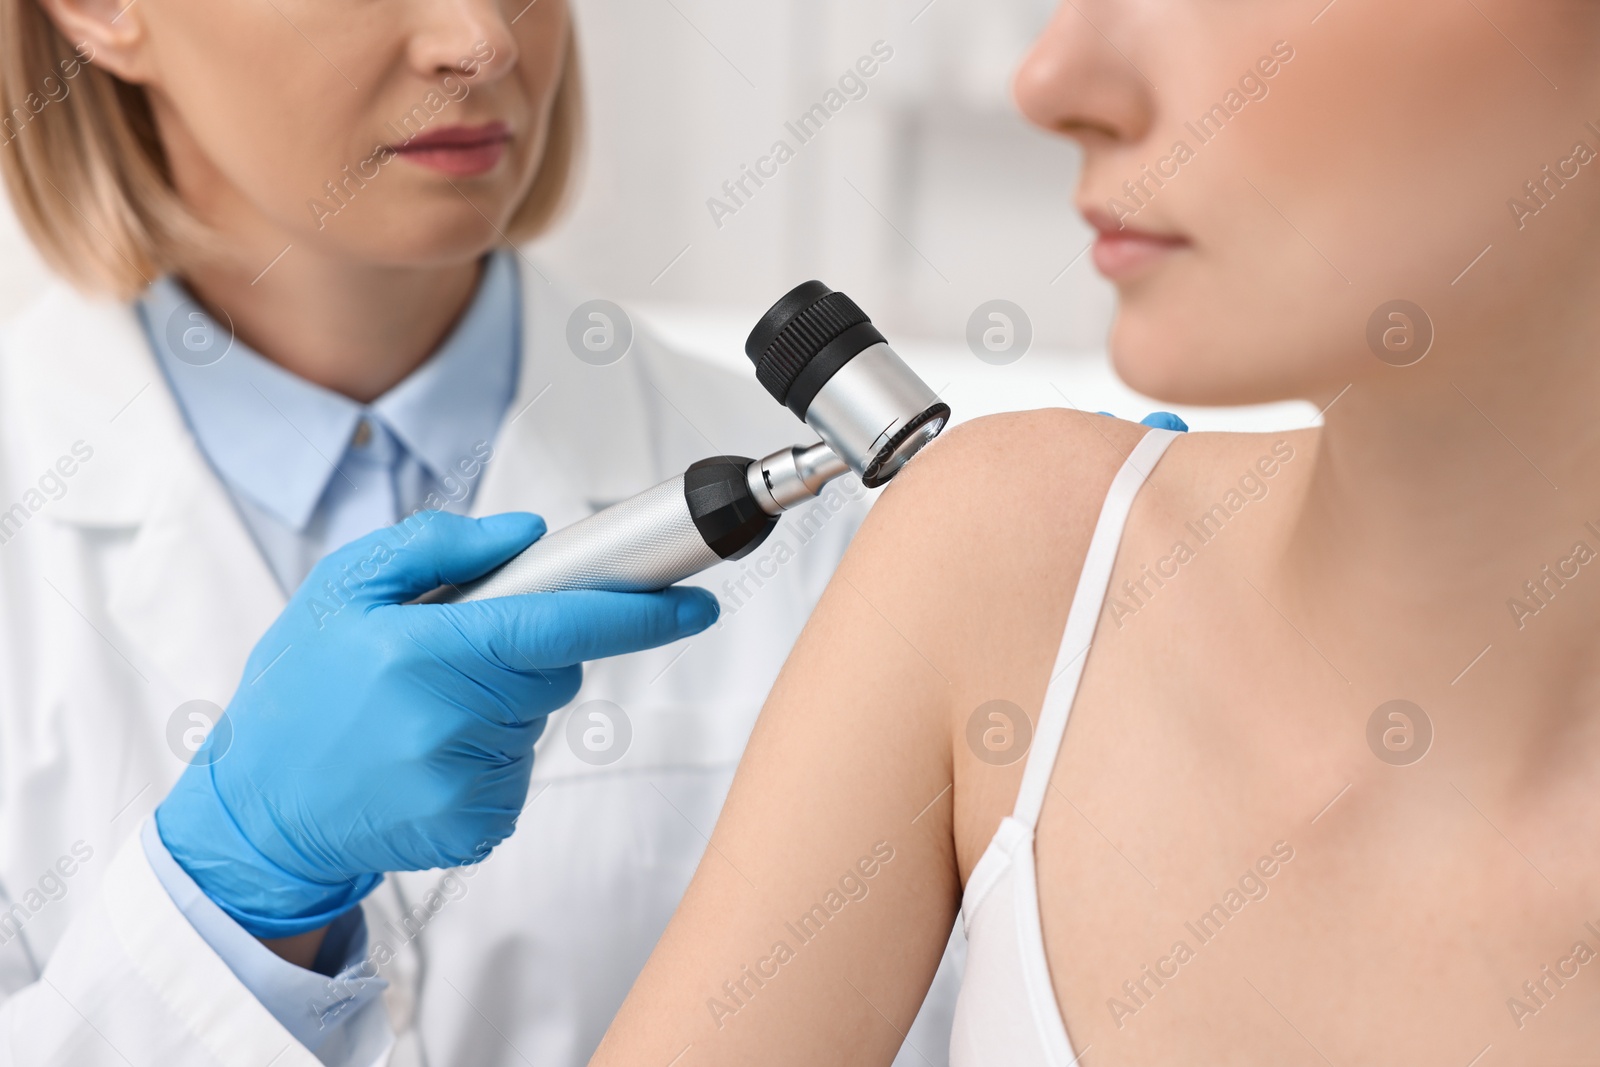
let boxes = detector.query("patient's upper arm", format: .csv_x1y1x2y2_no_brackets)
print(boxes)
588,409,1145,1067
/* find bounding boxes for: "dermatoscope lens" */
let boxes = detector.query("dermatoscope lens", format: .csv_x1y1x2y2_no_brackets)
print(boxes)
874,413,946,482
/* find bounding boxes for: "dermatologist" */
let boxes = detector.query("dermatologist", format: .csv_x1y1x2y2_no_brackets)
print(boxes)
0,1,946,1066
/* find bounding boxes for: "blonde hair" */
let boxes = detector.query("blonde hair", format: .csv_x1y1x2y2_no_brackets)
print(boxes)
0,9,582,300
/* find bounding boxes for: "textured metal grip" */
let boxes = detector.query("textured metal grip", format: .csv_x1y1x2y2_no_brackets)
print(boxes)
441,476,721,602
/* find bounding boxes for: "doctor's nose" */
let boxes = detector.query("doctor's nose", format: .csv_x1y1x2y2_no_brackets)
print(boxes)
405,0,521,83
1013,1,1154,150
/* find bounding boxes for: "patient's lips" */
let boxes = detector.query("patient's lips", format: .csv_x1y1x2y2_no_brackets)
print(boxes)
1082,206,1192,281
390,122,511,177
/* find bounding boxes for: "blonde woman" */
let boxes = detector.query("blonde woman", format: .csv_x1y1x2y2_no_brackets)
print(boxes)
586,0,1600,1063
0,2,921,1065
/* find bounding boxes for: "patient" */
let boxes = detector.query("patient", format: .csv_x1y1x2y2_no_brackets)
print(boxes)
591,1,1600,1062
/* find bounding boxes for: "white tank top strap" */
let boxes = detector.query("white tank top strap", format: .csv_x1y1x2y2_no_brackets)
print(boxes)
1010,427,1179,829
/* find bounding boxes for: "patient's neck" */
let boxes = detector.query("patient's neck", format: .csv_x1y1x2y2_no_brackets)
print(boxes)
1274,332,1600,764
180,242,485,405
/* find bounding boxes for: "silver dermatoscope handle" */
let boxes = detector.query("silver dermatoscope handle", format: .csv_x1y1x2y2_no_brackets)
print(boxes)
435,282,951,603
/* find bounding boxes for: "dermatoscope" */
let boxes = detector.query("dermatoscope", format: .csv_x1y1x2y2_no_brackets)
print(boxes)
428,281,950,603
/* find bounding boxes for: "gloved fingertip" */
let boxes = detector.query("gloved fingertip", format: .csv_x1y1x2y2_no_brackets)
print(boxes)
476,511,548,543
674,587,721,632
1140,411,1189,432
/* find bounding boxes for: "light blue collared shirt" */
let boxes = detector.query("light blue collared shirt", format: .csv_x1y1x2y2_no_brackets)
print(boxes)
132,251,521,1065
137,250,520,593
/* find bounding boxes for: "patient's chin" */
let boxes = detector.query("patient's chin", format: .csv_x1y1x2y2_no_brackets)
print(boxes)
1107,313,1299,410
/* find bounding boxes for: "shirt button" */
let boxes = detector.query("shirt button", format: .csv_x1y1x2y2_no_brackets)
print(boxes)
352,419,373,448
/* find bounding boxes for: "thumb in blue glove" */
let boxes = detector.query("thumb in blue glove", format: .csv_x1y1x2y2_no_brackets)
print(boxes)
1096,410,1190,432
156,510,719,938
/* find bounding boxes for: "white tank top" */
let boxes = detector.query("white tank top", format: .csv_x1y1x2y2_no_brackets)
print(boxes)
949,427,1178,1066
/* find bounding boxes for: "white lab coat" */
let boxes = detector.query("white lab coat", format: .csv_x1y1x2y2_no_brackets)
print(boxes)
0,263,961,1066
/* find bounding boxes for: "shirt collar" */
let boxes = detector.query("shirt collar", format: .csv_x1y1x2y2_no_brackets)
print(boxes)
138,251,520,531
370,250,519,487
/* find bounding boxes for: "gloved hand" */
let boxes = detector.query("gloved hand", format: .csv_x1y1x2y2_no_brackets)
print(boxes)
156,511,719,938
1137,411,1188,431
1096,410,1190,432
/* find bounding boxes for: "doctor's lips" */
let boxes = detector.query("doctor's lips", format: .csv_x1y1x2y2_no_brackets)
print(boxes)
1082,206,1191,281
389,122,510,177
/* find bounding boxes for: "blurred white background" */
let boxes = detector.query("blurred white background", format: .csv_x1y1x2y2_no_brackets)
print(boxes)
0,0,1314,430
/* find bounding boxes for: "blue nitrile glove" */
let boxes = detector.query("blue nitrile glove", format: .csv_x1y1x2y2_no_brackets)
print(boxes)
155,511,719,938
1139,411,1188,431
1097,410,1190,432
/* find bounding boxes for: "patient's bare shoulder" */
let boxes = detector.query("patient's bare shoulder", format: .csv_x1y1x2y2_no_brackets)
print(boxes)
865,411,1319,604
833,410,1318,873
841,408,1158,655
888,407,1152,522
830,410,1148,865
